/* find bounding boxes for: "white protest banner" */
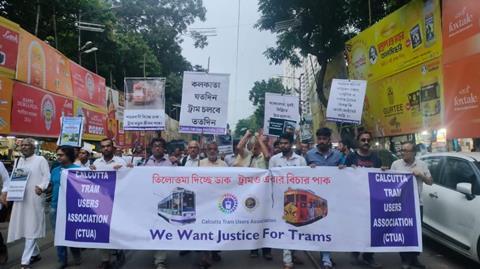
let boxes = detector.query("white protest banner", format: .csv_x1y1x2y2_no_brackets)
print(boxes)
263,93,300,136
123,78,166,130
55,167,421,252
58,117,84,147
179,72,229,135
7,167,31,201
326,79,367,124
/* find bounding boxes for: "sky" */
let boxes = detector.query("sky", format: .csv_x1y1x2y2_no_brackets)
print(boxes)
180,0,282,130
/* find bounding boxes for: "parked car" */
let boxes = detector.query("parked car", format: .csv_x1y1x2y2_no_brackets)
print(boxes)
419,152,480,263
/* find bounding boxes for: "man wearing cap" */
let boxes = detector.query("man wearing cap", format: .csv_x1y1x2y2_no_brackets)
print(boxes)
75,147,92,168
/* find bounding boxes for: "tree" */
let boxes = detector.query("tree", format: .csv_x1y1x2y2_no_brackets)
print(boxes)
234,115,258,138
256,0,410,107
249,78,287,129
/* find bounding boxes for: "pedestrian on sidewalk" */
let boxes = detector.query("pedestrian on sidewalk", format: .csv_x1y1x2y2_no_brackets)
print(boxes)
0,160,10,264
50,146,82,269
2,138,50,269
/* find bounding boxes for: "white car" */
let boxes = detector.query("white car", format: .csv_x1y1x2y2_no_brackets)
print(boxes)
420,152,480,263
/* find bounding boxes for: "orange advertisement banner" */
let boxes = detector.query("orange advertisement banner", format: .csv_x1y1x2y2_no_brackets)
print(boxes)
0,77,13,133
16,29,73,97
0,17,20,78
442,0,480,64
444,53,480,139
74,100,107,141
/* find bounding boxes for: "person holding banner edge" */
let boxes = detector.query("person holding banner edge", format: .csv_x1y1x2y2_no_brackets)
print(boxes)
269,133,306,269
2,138,50,269
50,146,82,269
306,127,343,269
341,131,388,269
391,141,432,269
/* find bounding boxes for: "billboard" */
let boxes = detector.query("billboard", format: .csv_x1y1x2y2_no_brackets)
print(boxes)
11,82,74,137
0,17,20,78
70,60,106,108
74,100,107,141
346,0,442,82
0,77,13,134
16,29,73,96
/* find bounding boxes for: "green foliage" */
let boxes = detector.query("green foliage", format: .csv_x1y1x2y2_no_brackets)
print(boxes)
256,0,410,107
0,0,207,117
233,115,258,138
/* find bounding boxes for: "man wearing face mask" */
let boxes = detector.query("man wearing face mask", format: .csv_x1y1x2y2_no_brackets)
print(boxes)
305,128,342,269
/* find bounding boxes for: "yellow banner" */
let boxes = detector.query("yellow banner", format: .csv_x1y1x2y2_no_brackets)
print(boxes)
346,0,442,82
0,77,13,134
363,58,443,137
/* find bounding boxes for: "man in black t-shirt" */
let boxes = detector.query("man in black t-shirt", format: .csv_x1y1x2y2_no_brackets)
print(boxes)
343,131,385,268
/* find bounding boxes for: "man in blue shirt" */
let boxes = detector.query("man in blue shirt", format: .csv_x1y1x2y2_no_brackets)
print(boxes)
50,146,81,269
305,128,342,269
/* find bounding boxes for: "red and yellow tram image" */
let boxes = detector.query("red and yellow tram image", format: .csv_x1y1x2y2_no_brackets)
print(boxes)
157,187,196,225
283,188,328,227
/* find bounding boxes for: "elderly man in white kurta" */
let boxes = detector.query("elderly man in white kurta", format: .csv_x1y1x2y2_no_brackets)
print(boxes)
2,138,50,268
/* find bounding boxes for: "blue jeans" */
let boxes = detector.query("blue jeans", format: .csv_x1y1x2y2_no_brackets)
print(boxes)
50,208,81,264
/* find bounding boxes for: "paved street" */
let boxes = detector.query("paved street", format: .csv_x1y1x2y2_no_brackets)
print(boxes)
1,226,477,269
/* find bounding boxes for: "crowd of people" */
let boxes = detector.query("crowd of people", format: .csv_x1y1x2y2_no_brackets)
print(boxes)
0,127,432,269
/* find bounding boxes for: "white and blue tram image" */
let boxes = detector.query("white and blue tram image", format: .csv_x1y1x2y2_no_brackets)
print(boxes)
157,187,196,224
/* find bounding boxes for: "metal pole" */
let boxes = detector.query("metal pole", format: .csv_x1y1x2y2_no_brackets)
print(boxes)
143,53,146,77
78,11,82,64
35,0,40,36
53,4,58,48
94,51,98,74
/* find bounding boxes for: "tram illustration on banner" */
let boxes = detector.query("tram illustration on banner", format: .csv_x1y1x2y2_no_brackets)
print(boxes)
283,188,328,227
157,187,196,225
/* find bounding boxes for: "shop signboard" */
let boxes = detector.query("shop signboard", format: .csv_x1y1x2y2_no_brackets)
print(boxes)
16,29,73,96
345,0,442,82
74,100,107,141
0,77,13,134
70,60,106,108
11,82,74,137
362,58,443,137
442,0,480,139
0,17,20,78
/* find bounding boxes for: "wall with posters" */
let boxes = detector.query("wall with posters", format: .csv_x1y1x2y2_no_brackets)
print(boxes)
346,0,442,83
70,60,106,108
0,17,20,78
363,58,443,137
442,0,480,139
74,101,107,141
11,82,73,137
16,29,73,97
0,77,13,133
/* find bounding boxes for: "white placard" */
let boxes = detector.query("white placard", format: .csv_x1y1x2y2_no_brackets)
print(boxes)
326,79,367,124
263,93,300,136
7,167,31,201
179,72,230,134
123,78,166,130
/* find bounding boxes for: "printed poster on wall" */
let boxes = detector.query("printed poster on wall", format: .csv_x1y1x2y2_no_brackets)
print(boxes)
55,167,421,252
74,101,107,141
0,77,13,133
326,79,367,124
123,78,165,130
345,0,442,82
0,17,20,78
16,29,73,96
58,117,84,147
179,72,230,135
263,93,299,137
70,60,106,108
11,82,74,137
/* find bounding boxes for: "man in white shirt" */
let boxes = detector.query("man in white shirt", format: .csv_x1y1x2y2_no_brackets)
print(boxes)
182,141,201,167
91,139,127,171
90,138,126,269
269,133,306,269
391,141,432,269
2,138,50,268
74,147,91,168
199,142,227,167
